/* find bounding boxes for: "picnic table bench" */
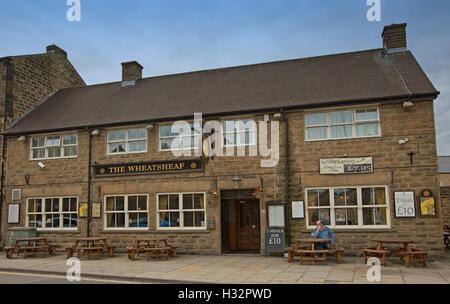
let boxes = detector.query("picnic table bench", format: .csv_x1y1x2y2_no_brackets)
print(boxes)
362,238,428,267
127,238,177,261
4,238,57,259
66,238,115,259
286,238,344,265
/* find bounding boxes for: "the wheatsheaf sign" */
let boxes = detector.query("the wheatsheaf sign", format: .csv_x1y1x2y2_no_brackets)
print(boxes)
93,159,202,177
320,157,373,175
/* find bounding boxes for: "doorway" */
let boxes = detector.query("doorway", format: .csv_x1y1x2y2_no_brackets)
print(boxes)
221,190,261,253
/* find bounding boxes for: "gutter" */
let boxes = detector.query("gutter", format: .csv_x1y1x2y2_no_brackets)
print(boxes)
280,108,291,247
87,129,93,237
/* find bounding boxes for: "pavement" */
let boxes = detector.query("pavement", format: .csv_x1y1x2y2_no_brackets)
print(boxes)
0,251,449,284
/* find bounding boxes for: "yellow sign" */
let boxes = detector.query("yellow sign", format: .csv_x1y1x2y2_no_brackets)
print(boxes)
420,197,436,216
79,203,88,218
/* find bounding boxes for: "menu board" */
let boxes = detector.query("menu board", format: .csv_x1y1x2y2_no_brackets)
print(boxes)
8,204,20,224
394,191,416,218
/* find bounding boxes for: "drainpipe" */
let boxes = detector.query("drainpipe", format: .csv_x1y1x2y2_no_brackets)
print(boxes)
280,108,291,246
87,129,93,237
0,57,11,229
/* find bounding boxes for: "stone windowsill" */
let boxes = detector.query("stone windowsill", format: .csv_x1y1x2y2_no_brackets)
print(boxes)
302,228,397,233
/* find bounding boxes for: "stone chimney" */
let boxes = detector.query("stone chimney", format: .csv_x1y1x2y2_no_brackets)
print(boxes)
46,45,67,58
382,23,407,53
121,61,143,86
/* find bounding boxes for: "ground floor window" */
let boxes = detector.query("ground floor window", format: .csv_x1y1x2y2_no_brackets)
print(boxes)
27,197,78,230
306,186,389,228
157,193,206,230
104,195,148,229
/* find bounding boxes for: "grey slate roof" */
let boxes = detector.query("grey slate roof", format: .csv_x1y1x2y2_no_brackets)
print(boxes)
5,48,439,135
439,156,450,173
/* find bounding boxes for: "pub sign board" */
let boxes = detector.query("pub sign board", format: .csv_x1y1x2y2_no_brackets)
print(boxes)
265,228,285,254
320,157,373,175
93,159,203,177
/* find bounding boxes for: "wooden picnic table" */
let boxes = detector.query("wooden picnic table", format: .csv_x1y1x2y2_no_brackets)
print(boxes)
4,237,57,259
127,238,177,261
286,238,344,265
363,238,428,267
66,237,115,259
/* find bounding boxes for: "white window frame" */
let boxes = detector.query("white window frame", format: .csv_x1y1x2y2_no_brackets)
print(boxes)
26,197,79,231
305,185,390,229
222,118,257,147
305,106,381,141
30,134,78,160
103,194,149,231
106,127,148,155
159,122,201,152
156,192,207,231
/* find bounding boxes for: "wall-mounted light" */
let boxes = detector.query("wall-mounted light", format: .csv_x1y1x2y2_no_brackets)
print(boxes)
403,101,414,109
146,124,154,129
399,138,409,145
273,113,282,119
91,129,100,136
232,175,242,188
38,162,46,169
18,136,26,142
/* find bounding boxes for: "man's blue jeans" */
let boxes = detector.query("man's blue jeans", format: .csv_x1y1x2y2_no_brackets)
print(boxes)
314,242,331,257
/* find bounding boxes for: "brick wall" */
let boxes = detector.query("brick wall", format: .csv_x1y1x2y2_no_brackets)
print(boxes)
1,99,445,258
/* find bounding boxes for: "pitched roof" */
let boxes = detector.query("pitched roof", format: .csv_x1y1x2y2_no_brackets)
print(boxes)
439,156,450,173
5,48,439,135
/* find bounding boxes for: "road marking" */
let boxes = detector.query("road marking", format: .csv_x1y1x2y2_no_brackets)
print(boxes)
0,271,140,284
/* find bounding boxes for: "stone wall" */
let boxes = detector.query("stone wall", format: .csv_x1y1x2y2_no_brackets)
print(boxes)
441,187,450,227
1,99,445,258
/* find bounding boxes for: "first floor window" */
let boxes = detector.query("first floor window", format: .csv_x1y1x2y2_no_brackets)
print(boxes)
157,193,206,229
306,186,389,228
31,134,78,159
223,119,256,146
27,197,78,229
104,195,148,229
107,128,147,154
159,123,201,151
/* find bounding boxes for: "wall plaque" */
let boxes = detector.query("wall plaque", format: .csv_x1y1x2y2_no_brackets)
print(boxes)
394,191,416,218
92,203,101,218
320,157,373,175
93,159,203,177
292,201,305,219
8,204,20,224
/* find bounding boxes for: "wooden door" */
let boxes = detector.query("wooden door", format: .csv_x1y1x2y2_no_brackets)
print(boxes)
236,200,260,251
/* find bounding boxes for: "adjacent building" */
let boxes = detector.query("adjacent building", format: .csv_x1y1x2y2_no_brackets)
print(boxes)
1,24,445,257
0,45,85,243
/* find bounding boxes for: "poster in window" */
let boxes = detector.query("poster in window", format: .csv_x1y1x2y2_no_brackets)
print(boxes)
8,204,20,224
335,209,346,224
319,209,331,225
79,203,88,218
394,191,416,218
419,190,436,216
268,204,285,227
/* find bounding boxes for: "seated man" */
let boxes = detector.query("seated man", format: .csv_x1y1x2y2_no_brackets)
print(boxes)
313,220,335,256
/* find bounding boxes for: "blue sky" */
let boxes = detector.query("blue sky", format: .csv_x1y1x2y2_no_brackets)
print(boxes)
1,0,449,154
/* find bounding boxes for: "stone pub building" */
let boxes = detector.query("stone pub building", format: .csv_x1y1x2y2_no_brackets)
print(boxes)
1,24,445,258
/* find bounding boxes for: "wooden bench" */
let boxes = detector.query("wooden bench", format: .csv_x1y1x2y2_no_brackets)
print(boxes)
328,248,345,264
5,238,57,259
143,247,170,261
401,248,429,267
286,240,344,264
66,238,115,259
296,249,329,265
126,247,137,260
362,248,391,266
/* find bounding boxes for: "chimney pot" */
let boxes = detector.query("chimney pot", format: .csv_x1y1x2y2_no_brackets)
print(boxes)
382,23,407,53
121,61,143,85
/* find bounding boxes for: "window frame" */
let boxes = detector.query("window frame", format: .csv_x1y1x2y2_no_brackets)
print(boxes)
222,118,257,147
26,196,79,231
30,134,78,160
103,194,149,231
305,106,381,141
159,122,202,152
156,192,207,231
305,185,390,229
106,127,148,155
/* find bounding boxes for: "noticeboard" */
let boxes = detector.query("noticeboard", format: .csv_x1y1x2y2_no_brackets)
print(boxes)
394,191,416,218
265,227,285,254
